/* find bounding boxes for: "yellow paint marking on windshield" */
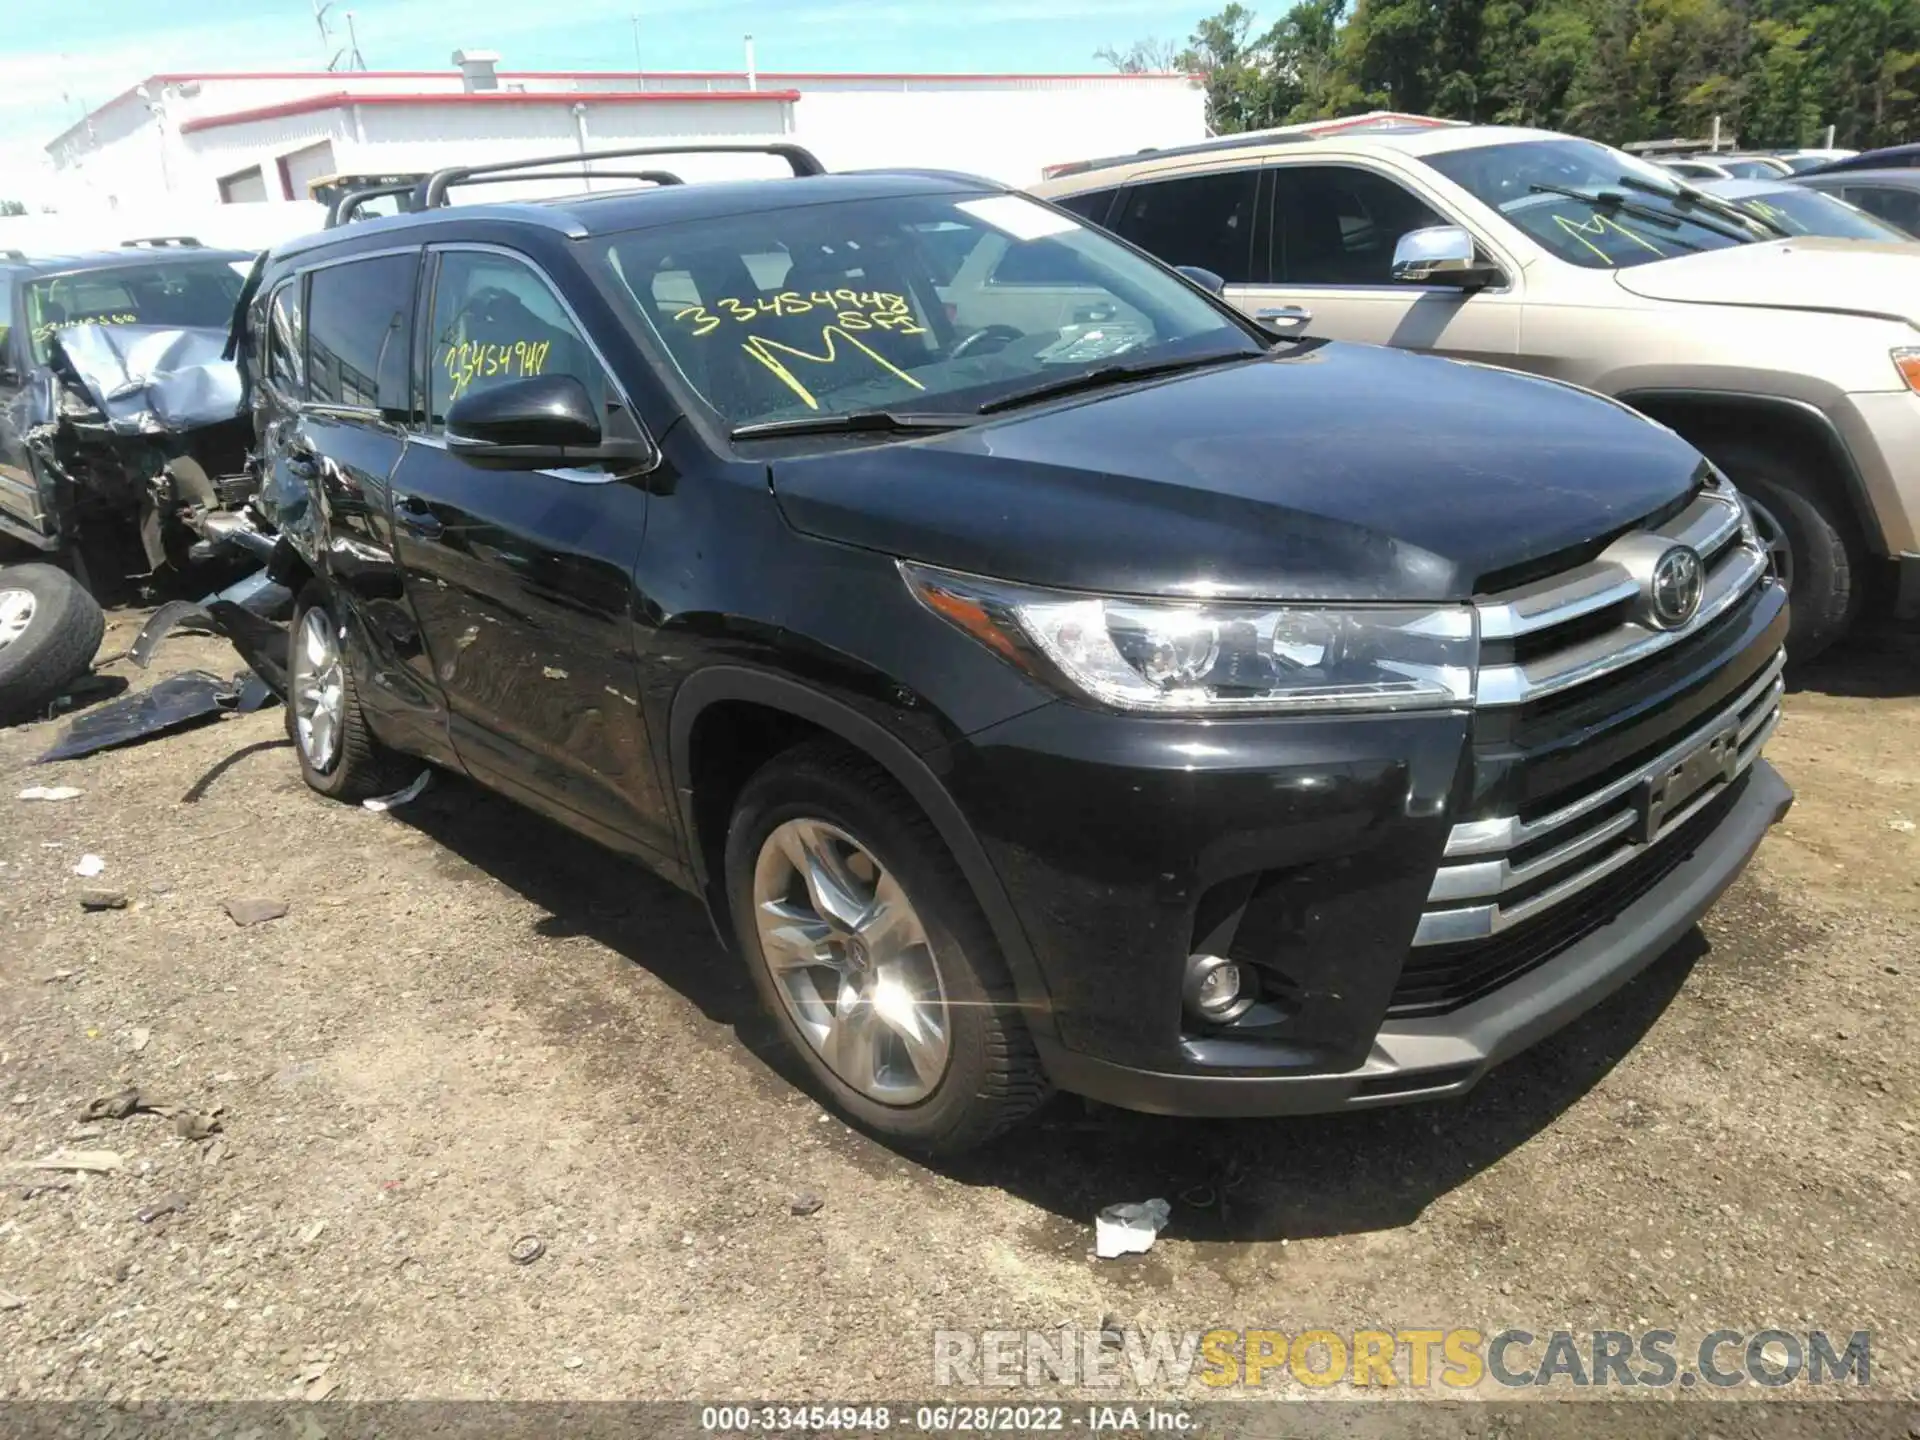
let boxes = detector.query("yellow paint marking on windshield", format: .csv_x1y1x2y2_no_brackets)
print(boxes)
676,290,927,339
1552,211,1666,264
31,313,139,342
742,325,927,411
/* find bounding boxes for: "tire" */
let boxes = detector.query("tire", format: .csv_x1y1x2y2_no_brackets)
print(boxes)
286,584,415,802
1708,442,1859,662
0,564,106,726
725,739,1048,1153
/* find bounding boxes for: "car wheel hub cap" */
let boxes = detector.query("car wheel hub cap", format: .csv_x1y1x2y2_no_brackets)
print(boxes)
752,818,951,1106
291,610,346,772
0,589,36,651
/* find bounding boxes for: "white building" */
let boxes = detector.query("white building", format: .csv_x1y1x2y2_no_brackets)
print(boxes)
43,57,1205,216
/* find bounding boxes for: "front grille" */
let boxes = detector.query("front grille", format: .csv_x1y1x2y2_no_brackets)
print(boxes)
1388,770,1748,1017
1414,647,1783,949
1474,475,1768,708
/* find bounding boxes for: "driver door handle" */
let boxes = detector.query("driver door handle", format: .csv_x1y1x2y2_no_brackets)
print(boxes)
393,494,444,540
1256,305,1314,329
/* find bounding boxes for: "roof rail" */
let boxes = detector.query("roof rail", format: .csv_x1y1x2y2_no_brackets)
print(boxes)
122,235,204,248
329,167,688,227
1,249,27,262
1043,113,1463,180
420,142,825,209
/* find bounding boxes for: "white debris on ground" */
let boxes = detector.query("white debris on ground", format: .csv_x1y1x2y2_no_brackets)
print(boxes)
1094,1198,1172,1259
363,771,432,813
71,853,105,877
17,786,81,802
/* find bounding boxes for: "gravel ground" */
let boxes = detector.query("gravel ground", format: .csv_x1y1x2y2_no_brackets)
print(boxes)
0,608,1915,1413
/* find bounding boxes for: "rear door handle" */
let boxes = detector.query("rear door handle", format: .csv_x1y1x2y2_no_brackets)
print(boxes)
393,494,444,540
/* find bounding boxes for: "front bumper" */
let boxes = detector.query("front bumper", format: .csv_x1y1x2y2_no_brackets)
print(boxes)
1036,759,1790,1116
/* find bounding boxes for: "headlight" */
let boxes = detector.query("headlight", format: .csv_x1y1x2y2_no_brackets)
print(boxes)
902,562,1476,715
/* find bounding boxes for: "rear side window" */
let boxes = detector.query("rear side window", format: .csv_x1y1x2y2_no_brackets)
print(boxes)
1054,189,1119,227
306,254,415,416
1108,170,1260,284
265,281,304,397
1843,185,1920,235
426,250,606,430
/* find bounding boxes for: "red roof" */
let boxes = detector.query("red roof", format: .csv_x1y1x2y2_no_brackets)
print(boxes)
178,88,800,135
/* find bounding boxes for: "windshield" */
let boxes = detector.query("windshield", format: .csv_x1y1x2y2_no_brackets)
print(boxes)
25,260,247,363
1427,137,1769,269
1717,185,1910,241
593,191,1259,430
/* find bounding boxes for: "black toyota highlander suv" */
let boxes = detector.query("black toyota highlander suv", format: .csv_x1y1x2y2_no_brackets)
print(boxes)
227,144,1791,1153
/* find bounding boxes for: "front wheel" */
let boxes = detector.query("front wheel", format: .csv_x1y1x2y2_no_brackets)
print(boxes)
287,586,414,801
1709,442,1861,662
725,741,1048,1153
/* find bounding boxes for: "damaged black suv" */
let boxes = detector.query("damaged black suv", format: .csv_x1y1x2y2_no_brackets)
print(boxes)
226,144,1792,1153
0,240,256,592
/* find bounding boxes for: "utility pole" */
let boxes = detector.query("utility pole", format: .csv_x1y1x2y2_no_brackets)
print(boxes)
630,13,643,79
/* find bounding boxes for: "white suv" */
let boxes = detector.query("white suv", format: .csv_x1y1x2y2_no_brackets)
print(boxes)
1035,124,1920,658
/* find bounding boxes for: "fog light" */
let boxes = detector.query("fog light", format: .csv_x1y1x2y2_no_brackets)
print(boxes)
1183,953,1255,1024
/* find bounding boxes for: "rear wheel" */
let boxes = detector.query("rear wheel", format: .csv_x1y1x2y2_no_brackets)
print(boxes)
1706,441,1860,662
725,740,1047,1153
287,586,414,801
0,564,106,726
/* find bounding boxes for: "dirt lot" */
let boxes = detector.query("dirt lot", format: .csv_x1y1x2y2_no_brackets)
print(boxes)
0,609,1916,1411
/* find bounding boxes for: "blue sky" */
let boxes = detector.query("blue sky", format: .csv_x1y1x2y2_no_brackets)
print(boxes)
2,0,1212,179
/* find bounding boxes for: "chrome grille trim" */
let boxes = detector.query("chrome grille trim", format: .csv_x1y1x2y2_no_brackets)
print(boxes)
1474,483,1770,708
1415,648,1784,947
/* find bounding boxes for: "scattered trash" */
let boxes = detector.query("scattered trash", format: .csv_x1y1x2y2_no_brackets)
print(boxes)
38,669,277,764
363,770,432,813
287,1361,336,1402
224,896,289,927
563,1355,585,1370
1094,1198,1172,1260
17,786,81,802
509,1235,546,1266
128,1028,152,1053
14,1150,124,1174
0,1291,25,1312
299,1220,328,1245
788,1191,825,1217
1177,1183,1217,1209
81,1088,145,1122
1099,1313,1127,1351
79,889,128,911
172,1110,222,1142
73,854,106,878
1892,819,1917,834
136,1192,187,1224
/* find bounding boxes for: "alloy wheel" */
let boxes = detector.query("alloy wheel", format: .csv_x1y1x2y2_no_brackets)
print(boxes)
752,818,952,1105
291,609,347,773
0,588,36,650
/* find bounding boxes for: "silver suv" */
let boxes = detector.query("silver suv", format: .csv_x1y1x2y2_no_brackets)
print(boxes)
1035,124,1920,658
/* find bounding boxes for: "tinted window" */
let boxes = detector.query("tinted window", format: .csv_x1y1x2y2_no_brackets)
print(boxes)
23,259,246,363
594,191,1257,429
1843,185,1920,236
427,250,605,430
1109,171,1260,284
1054,189,1117,226
307,254,414,415
266,280,304,397
1272,166,1446,285
1427,137,1770,269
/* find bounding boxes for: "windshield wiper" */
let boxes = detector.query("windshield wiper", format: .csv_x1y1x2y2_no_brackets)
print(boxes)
1612,173,1791,239
976,349,1257,416
729,409,977,440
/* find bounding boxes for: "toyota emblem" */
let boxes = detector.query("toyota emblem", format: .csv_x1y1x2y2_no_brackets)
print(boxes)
1649,546,1704,629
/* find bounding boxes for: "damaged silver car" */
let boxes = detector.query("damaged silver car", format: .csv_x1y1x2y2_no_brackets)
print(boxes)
0,241,259,596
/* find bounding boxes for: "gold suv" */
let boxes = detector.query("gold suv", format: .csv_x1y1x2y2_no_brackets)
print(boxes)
1035,123,1920,658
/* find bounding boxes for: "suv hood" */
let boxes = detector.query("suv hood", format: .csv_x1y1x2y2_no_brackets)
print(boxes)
768,344,1705,602
1612,237,1920,326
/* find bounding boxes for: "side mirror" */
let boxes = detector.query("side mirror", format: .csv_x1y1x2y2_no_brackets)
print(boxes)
445,373,650,471
1174,265,1227,296
1391,226,1500,288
